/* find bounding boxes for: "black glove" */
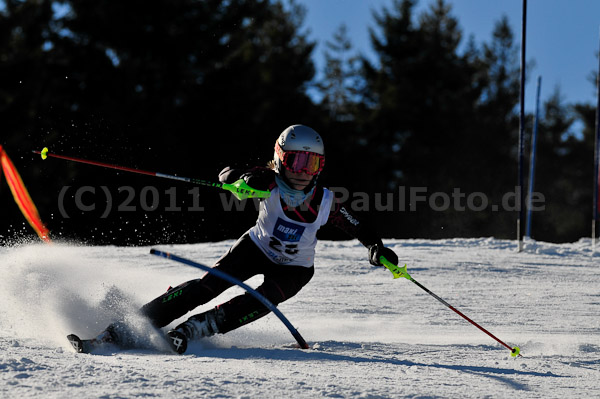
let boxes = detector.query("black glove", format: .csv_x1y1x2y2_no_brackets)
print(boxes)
239,168,274,190
218,166,243,183
368,244,398,267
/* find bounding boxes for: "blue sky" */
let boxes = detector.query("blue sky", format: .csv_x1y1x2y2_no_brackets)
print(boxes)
298,0,600,112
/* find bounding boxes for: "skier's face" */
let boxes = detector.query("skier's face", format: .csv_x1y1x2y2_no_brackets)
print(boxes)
284,169,312,190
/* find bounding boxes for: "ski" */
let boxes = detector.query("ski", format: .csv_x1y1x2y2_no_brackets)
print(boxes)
67,327,187,354
166,329,188,354
67,331,115,354
67,334,86,353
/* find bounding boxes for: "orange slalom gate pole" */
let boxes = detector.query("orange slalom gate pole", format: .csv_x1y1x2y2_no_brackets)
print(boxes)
0,146,51,242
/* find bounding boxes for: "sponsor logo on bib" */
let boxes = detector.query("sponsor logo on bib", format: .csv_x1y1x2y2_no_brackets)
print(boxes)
273,217,305,242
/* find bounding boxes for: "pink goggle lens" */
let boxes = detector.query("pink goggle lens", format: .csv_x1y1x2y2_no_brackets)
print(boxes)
276,143,325,175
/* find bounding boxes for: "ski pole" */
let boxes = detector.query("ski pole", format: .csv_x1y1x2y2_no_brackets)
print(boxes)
380,257,521,357
33,147,270,201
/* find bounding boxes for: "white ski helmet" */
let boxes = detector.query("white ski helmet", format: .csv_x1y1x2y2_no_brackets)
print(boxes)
273,125,325,178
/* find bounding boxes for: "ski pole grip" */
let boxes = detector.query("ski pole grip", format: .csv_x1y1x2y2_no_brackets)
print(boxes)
222,179,271,201
380,257,411,280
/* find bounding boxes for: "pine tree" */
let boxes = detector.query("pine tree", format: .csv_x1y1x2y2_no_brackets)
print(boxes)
318,24,362,122
0,0,321,244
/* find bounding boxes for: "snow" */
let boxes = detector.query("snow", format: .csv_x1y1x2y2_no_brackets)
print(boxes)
1,237,599,398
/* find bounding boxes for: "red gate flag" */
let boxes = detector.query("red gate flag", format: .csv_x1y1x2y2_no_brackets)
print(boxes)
0,146,51,242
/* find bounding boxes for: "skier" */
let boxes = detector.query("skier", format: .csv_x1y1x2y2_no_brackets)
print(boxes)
73,124,398,354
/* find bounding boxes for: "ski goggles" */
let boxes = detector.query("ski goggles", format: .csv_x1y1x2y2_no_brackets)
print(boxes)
275,142,325,175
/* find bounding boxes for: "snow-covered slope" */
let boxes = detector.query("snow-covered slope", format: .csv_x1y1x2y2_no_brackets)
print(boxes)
1,238,598,398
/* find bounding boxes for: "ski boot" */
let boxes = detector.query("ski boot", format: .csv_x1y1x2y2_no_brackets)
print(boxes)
104,321,140,348
166,307,224,354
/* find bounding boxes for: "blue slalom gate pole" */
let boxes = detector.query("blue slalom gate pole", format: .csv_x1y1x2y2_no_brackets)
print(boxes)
149,249,310,349
526,76,542,238
594,28,600,248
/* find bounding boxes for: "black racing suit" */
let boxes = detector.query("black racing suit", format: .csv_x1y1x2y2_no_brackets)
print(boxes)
140,167,384,334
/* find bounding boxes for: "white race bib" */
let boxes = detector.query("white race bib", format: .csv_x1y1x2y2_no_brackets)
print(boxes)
249,187,333,267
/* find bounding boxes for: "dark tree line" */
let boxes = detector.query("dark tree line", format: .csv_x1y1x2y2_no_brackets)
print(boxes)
0,0,597,245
